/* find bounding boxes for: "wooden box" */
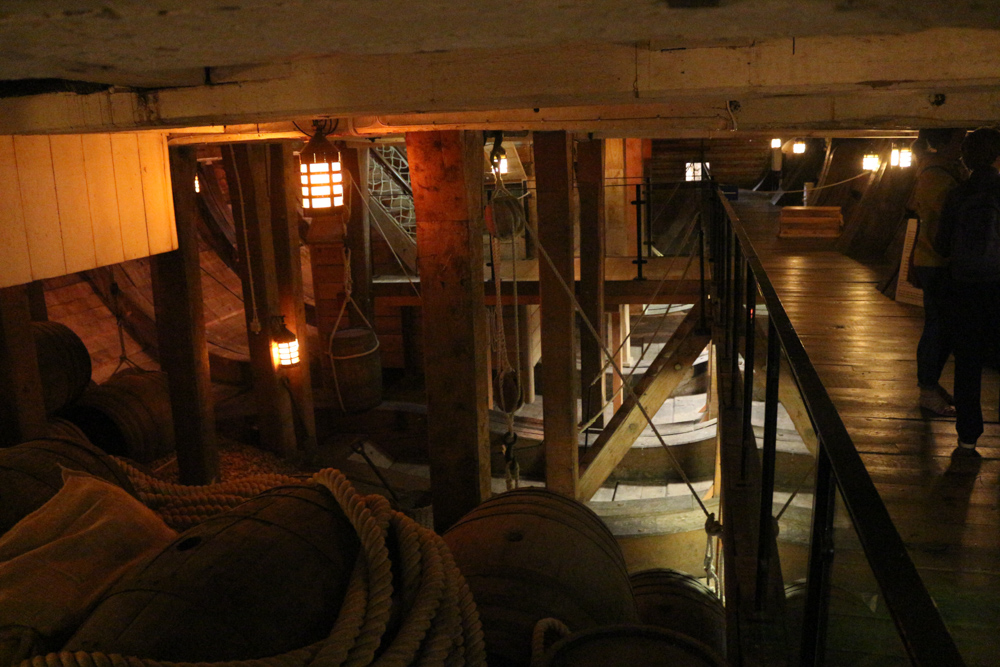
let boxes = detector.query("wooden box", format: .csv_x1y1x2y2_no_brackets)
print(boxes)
778,206,843,238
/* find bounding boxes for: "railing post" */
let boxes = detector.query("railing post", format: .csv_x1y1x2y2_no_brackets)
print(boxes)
755,316,781,611
698,211,709,334
802,448,836,666
632,183,647,280
729,246,743,405
740,269,756,481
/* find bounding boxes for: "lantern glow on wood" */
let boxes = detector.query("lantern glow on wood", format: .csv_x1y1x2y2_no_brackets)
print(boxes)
271,317,300,368
299,128,344,211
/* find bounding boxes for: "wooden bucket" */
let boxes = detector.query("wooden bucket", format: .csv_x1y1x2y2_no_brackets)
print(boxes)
0,430,136,536
443,488,638,667
630,568,726,658
67,484,362,662
329,327,381,413
61,371,174,463
540,625,726,667
32,321,92,416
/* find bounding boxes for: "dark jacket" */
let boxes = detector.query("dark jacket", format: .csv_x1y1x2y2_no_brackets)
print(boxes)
935,167,1000,282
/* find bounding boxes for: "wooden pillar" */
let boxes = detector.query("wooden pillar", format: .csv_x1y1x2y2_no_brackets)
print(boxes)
0,285,46,447
270,143,317,457
407,130,491,532
341,146,373,326
534,131,579,497
625,138,644,256
25,281,47,321
604,138,630,257
577,137,606,428
222,143,297,457
520,304,540,404
150,146,219,483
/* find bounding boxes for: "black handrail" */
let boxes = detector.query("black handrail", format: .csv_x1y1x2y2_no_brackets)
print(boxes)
713,190,965,666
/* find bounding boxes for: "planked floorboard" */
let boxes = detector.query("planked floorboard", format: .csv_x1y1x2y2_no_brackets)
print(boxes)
733,194,1000,665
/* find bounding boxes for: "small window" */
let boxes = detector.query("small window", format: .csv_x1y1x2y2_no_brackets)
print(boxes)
685,161,709,181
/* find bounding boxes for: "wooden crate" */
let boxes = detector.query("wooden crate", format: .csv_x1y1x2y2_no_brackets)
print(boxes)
778,206,843,238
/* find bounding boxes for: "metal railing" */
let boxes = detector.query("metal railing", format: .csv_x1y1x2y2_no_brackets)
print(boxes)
709,185,965,665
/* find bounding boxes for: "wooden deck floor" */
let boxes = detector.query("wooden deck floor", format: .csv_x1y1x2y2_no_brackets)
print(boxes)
732,194,999,665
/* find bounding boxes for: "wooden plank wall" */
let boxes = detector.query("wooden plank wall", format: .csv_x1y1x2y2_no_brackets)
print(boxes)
0,132,176,288
650,137,771,187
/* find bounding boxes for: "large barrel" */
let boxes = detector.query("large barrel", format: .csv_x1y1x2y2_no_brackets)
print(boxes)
61,371,174,463
540,625,726,667
443,488,639,667
32,321,92,416
67,484,362,662
0,429,136,536
630,568,726,658
329,327,381,413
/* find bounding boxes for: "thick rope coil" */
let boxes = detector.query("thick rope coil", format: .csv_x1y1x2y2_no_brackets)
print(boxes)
529,618,571,667
18,468,485,667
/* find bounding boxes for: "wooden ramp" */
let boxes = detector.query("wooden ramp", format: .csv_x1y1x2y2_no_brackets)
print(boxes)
734,193,999,666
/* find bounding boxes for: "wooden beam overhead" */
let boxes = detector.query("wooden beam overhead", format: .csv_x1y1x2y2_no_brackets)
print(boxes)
534,130,579,498
407,129,491,532
4,29,1000,134
577,303,711,502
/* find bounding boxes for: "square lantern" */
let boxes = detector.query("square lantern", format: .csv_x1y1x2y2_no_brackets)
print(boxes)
299,130,345,211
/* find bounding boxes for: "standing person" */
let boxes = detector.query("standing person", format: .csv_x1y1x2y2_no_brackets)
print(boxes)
909,128,965,416
935,127,1000,452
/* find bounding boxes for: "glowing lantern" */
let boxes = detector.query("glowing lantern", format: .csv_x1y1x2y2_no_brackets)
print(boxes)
271,317,300,368
792,141,806,154
899,148,912,168
194,174,200,193
771,138,782,149
299,127,344,211
863,154,881,171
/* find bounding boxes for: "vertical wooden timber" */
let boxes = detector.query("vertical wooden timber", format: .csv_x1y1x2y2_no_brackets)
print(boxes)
150,146,219,483
577,138,606,428
270,143,317,456
223,143,297,457
604,138,630,257
534,131,579,497
25,281,47,321
341,146,373,326
407,130,491,532
0,285,46,447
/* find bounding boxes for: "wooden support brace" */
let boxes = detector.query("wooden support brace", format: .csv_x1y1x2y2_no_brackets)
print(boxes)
0,285,46,447
577,303,710,501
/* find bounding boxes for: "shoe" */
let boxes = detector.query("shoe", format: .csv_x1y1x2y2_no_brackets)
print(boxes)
920,386,957,416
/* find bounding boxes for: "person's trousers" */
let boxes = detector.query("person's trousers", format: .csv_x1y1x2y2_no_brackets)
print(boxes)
915,265,953,388
950,280,1000,444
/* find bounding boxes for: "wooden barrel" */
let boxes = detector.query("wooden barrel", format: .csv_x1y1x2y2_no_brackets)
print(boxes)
61,371,174,463
540,625,726,667
329,327,381,413
630,568,726,657
32,321,92,416
443,488,639,667
67,484,362,662
0,431,137,536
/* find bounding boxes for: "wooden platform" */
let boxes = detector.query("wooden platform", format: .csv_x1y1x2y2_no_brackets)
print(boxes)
734,194,999,665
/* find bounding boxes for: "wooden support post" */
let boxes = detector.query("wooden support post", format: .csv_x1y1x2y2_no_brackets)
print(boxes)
0,285,46,447
610,308,624,411
25,281,47,321
521,304,540,404
577,304,710,501
223,143,297,458
534,131,578,498
341,146,373,326
150,146,219,483
407,130,491,532
577,137,606,428
604,138,630,257
270,143,317,457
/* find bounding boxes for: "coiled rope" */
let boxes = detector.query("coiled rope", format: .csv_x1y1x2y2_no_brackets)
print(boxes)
20,466,485,667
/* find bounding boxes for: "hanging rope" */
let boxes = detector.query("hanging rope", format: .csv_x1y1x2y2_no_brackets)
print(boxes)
327,247,381,413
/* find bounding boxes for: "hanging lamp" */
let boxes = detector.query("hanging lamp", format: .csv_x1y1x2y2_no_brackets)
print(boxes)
271,316,300,368
299,122,344,211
